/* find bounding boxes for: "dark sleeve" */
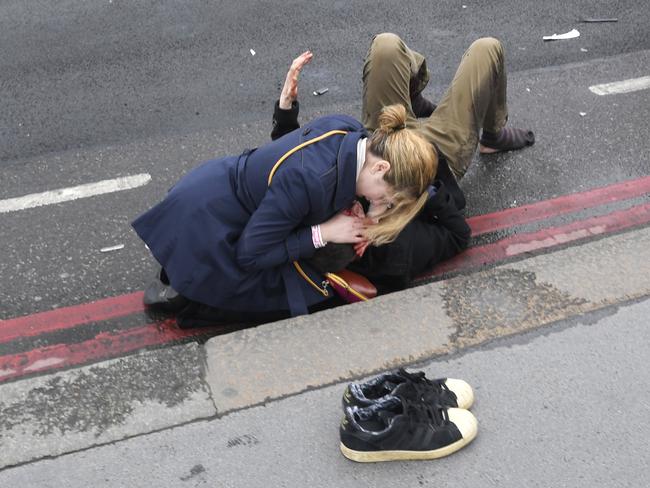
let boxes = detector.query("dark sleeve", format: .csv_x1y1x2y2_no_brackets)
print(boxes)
350,181,470,291
235,167,323,271
435,156,466,211
271,100,300,140
410,180,471,272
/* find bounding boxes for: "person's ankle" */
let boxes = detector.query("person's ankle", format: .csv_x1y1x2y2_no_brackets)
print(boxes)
480,129,500,141
411,93,436,118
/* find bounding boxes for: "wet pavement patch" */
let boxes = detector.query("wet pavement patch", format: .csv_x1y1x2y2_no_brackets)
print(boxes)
0,343,215,468
443,267,588,345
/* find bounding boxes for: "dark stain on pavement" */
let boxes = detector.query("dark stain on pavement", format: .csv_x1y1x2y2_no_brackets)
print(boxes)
226,433,259,448
442,268,588,343
0,344,207,437
180,464,206,482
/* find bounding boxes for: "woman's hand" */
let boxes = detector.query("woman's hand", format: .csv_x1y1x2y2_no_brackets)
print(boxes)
353,239,370,257
279,50,313,110
320,211,367,244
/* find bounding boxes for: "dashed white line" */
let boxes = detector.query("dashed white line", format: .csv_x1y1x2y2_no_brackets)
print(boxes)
0,173,151,213
589,76,650,95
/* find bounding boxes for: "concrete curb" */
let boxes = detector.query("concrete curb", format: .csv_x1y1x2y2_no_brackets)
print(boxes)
204,225,650,414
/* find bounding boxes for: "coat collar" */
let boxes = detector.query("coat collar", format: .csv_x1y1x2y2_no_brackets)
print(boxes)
334,131,366,209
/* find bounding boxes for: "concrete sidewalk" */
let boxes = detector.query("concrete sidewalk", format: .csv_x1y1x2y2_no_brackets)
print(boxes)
2,295,649,487
1,224,649,469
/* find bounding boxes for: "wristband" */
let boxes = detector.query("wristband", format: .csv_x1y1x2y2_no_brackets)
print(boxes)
311,225,327,248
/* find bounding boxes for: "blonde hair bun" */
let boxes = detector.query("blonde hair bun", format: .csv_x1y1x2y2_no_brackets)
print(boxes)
376,104,407,133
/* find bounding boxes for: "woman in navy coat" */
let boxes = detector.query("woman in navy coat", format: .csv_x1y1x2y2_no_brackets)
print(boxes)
132,95,437,322
272,52,472,293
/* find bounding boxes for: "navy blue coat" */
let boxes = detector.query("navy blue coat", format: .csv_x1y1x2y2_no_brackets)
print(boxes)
271,101,471,293
132,114,366,315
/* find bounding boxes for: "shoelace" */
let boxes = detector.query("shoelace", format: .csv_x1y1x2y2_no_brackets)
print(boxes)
404,400,448,433
396,369,449,401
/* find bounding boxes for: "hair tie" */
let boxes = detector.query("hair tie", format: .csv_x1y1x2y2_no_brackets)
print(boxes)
426,184,437,199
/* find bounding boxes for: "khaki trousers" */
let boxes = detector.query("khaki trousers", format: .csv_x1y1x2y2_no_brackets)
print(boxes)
362,33,508,179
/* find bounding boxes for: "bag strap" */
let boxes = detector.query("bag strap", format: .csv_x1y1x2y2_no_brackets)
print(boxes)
268,130,348,186
267,129,353,299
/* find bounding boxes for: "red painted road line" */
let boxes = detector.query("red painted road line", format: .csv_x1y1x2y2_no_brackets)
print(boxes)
2,175,649,343
3,201,650,383
468,175,650,237
420,201,650,278
0,292,144,344
0,321,222,383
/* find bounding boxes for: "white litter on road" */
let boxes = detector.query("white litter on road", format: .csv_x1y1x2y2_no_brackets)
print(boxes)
249,49,256,56
589,76,650,96
543,29,580,41
0,173,151,213
100,244,125,253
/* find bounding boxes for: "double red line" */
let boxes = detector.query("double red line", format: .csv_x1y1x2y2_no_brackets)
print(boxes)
2,176,650,382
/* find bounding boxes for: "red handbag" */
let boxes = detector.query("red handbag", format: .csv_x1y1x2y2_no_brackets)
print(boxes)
325,269,377,303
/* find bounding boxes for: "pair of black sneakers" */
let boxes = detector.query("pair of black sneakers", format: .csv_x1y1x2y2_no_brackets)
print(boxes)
339,368,478,463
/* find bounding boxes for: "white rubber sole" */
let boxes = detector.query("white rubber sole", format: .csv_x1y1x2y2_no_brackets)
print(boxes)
340,408,478,463
445,378,475,410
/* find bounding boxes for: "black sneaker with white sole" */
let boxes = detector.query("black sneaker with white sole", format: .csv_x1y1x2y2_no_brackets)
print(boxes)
143,272,188,315
339,396,478,463
342,368,474,411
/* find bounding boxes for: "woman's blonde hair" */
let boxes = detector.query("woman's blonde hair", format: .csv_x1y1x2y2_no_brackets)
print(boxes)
363,104,438,246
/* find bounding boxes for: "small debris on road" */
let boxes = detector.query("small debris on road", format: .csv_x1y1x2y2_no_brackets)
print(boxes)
313,88,329,96
578,17,618,23
249,49,256,56
543,29,580,41
100,244,125,253
579,112,587,117
580,48,589,52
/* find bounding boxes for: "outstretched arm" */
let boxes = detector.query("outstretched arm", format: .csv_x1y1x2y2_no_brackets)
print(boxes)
271,51,313,140
279,50,312,109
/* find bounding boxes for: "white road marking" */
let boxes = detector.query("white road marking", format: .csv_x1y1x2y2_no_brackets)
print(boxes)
0,173,151,213
24,357,66,372
506,226,606,256
589,76,650,95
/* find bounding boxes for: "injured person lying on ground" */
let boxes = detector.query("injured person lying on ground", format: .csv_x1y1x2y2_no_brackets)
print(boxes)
133,33,534,328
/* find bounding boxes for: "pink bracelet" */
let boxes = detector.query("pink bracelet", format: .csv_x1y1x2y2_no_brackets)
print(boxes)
311,225,327,248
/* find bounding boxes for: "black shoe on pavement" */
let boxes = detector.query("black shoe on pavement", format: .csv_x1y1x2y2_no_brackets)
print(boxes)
143,274,188,315
340,396,478,462
343,368,474,411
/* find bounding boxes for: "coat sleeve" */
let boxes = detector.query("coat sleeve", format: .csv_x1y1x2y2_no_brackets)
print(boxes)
235,167,324,271
271,100,300,140
409,181,471,273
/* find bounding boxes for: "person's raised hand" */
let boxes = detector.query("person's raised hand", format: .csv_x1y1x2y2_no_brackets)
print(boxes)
279,50,313,110
320,211,367,244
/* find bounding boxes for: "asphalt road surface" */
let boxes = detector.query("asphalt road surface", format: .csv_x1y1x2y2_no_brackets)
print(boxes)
2,0,649,321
